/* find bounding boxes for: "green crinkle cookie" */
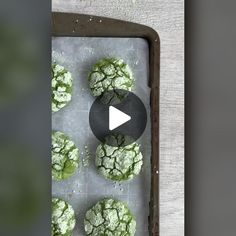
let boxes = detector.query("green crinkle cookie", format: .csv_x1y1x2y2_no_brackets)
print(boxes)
52,64,73,113
52,198,76,236
84,198,136,236
95,139,143,181
88,58,134,97
52,131,80,180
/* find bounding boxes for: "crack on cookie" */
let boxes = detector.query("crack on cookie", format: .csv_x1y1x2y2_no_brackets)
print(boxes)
95,138,143,181
52,64,73,112
88,58,134,97
84,199,136,236
52,131,79,180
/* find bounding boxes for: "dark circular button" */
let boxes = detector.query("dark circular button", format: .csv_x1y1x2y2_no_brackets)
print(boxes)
89,89,147,147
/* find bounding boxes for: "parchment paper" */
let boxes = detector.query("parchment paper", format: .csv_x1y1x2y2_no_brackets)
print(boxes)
52,37,151,236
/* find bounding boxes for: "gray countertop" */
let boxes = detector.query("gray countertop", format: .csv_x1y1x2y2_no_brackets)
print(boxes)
52,1,184,235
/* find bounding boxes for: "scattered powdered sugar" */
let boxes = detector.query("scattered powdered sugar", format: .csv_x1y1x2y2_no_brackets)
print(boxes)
82,145,91,167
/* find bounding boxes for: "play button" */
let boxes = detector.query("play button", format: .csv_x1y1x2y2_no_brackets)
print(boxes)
89,89,147,147
109,106,131,131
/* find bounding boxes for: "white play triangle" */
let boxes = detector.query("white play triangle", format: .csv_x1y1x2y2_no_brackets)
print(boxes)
109,106,131,131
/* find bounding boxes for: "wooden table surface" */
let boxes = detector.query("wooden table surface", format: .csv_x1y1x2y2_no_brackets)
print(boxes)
52,1,184,235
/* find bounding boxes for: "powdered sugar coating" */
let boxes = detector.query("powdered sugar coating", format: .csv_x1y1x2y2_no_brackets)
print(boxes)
84,198,136,236
88,58,134,97
52,198,76,236
52,64,73,113
96,138,143,181
52,131,80,180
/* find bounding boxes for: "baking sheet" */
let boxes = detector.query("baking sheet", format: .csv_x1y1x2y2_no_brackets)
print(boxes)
52,37,151,236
